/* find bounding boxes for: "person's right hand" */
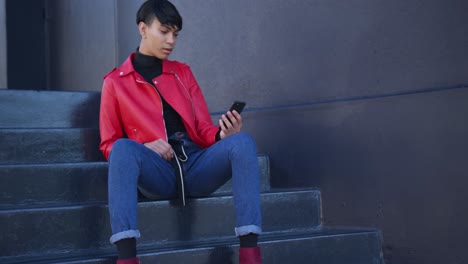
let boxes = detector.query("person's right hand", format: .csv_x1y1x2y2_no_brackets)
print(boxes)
143,139,174,161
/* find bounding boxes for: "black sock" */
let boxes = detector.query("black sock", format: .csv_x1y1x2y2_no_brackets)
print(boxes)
115,238,137,259
239,233,258,248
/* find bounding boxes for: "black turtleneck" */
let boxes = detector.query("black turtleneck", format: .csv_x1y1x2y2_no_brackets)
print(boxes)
132,51,186,137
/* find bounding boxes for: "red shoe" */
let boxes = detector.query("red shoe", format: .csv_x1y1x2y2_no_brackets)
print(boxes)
116,257,140,264
239,247,262,264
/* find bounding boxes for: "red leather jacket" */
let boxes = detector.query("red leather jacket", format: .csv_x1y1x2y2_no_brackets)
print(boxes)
99,53,219,160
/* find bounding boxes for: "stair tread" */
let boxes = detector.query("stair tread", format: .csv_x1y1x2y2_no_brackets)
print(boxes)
0,90,100,129
0,190,321,258
0,155,270,209
0,128,103,165
0,227,383,264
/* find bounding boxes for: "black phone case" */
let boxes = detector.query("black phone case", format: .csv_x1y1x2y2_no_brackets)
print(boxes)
229,101,246,114
222,101,246,128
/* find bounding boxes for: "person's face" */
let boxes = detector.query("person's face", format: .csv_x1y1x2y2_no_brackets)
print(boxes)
138,17,179,60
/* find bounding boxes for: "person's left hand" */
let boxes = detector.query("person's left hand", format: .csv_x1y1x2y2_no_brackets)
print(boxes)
219,110,242,139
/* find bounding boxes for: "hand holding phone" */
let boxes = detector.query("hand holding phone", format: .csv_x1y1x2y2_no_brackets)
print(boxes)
220,101,246,134
223,101,246,127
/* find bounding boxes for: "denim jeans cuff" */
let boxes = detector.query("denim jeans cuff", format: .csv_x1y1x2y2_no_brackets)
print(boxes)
109,230,141,244
235,225,262,236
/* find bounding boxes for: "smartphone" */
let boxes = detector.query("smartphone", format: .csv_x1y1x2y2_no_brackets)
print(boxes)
229,101,246,114
222,101,246,128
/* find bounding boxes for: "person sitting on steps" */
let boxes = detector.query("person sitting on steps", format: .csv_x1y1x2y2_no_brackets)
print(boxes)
99,0,262,263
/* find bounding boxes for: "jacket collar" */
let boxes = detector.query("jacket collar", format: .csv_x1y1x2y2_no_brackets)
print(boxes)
117,52,178,77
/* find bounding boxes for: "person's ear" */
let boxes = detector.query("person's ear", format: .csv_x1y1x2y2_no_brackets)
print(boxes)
138,22,147,39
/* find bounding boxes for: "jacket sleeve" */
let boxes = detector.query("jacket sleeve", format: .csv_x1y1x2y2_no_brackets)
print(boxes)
183,65,219,146
99,78,124,160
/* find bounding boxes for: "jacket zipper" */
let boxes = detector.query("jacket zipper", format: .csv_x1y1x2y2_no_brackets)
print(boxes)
136,78,168,141
136,77,186,206
174,73,196,121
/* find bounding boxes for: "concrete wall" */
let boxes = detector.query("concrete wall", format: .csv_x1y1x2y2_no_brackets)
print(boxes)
47,0,139,91
0,0,6,89
116,0,142,64
47,0,118,91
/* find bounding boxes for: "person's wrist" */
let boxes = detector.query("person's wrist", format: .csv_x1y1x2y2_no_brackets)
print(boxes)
220,130,227,139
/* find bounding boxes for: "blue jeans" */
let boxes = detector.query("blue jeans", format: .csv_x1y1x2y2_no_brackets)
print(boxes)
107,132,262,244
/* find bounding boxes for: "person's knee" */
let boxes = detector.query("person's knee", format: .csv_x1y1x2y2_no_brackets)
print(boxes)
233,132,255,143
229,132,257,151
110,139,141,160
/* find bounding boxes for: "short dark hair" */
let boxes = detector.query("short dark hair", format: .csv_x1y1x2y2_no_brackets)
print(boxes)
136,0,182,30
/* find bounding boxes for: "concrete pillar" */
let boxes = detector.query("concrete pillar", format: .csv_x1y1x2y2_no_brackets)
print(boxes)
116,0,142,64
47,0,117,91
0,0,6,89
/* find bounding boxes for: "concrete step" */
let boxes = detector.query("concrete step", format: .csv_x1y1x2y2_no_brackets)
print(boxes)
0,156,270,209
0,128,103,165
0,90,100,129
1,228,384,264
0,190,321,259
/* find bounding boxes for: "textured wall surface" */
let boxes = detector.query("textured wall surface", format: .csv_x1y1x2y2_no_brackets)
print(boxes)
116,0,142,64
25,1,468,263
47,0,118,91
0,0,7,88
168,0,468,111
